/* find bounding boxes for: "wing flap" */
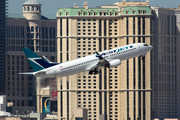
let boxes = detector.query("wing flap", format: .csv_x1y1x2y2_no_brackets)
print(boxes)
85,62,98,71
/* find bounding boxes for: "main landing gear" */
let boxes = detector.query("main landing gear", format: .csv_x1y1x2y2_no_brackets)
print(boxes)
140,55,145,60
89,70,93,75
88,69,99,75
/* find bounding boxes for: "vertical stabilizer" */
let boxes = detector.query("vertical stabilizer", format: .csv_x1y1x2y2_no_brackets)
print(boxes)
23,47,45,72
23,47,59,72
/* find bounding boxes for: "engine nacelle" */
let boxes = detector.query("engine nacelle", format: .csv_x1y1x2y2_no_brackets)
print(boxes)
108,59,121,68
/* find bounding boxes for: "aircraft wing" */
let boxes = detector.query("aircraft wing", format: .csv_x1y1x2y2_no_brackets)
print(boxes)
85,51,109,71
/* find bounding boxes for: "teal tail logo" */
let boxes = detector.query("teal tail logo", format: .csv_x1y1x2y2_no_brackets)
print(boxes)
23,47,58,72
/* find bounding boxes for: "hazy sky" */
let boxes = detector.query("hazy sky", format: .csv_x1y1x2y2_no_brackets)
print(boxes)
8,0,180,14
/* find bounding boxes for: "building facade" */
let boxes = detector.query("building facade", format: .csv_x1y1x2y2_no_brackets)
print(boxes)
0,0,7,95
6,0,57,111
56,1,151,120
6,0,180,120
151,6,180,119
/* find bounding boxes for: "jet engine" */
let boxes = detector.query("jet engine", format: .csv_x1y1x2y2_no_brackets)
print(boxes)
107,59,121,68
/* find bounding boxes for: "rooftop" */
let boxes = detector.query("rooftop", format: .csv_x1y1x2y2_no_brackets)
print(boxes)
7,13,56,20
23,0,41,5
56,6,151,17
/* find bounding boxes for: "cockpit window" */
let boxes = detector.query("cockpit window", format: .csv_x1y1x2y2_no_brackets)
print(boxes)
144,44,148,46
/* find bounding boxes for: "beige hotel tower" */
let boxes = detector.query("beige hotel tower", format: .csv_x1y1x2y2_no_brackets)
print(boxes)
56,1,151,120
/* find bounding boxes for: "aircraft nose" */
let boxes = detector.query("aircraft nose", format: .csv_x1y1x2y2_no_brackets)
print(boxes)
149,45,153,50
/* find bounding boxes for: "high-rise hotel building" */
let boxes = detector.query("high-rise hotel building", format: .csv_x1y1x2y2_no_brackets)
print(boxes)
0,0,7,95
150,6,180,119
56,1,151,120
6,0,57,111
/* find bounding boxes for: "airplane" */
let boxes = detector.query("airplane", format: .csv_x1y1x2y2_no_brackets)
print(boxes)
19,43,152,78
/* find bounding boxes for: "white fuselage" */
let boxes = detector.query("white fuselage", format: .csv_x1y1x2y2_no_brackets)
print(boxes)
33,43,152,78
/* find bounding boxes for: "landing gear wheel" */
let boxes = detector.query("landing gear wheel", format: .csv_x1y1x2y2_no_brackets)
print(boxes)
94,69,99,75
89,70,93,75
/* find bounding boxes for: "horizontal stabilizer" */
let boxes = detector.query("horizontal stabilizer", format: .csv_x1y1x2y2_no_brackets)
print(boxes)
18,72,34,75
43,55,52,63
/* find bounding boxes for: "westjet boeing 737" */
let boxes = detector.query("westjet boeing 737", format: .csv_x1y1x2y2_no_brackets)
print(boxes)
19,43,152,78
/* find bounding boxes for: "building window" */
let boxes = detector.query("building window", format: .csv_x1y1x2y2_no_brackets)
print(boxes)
143,10,146,14
31,26,34,32
132,10,135,14
28,100,33,106
27,6,30,11
110,12,112,16
66,12,69,16
93,12,96,15
45,27,48,39
31,6,34,11
22,100,24,106
36,26,38,32
126,10,129,14
31,33,34,38
35,7,38,11
88,12,91,15
36,33,39,38
78,12,81,15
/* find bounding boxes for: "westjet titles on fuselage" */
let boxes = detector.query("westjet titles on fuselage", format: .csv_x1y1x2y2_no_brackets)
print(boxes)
100,45,134,56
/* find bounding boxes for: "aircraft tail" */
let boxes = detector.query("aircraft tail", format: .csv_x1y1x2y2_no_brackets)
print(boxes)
23,47,59,72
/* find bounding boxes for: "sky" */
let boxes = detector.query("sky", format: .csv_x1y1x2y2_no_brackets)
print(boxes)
8,0,180,14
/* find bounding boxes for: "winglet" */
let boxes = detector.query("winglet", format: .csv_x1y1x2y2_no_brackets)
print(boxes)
95,51,100,55
95,51,103,60
43,55,52,63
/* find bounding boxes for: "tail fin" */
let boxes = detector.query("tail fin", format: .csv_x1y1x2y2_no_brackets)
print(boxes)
23,47,59,72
